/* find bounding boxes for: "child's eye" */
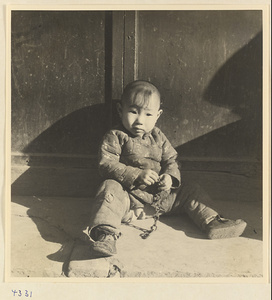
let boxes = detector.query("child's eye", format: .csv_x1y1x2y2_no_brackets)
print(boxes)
130,110,137,114
146,113,153,117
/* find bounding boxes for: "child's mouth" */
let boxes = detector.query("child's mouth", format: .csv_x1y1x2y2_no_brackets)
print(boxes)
133,128,144,133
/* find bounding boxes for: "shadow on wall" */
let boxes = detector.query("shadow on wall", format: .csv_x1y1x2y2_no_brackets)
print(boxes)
204,32,262,120
177,31,262,160
11,102,121,197
23,103,109,155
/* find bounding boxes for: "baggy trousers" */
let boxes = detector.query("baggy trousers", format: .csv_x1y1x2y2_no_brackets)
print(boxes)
89,179,218,240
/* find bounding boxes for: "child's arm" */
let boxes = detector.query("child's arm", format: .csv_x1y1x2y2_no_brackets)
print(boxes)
159,131,181,189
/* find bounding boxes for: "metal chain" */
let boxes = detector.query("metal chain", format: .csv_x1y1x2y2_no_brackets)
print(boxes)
139,214,159,239
125,206,162,239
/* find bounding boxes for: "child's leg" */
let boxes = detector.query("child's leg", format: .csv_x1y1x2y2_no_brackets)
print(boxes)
170,181,218,229
88,179,131,256
169,181,247,239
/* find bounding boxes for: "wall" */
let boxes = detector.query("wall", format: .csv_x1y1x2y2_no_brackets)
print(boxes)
11,11,107,155
10,10,263,197
137,10,262,159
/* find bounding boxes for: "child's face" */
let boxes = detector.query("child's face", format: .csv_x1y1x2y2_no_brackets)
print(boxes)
118,93,162,137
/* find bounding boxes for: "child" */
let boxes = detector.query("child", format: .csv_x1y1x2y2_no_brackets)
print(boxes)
88,80,247,257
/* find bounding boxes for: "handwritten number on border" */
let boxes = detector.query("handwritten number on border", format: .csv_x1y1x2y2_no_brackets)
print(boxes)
12,290,32,297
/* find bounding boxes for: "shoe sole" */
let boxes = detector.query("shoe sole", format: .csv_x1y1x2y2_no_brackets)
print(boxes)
207,221,247,239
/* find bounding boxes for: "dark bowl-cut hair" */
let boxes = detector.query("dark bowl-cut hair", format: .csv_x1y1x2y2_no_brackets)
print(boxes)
121,80,161,108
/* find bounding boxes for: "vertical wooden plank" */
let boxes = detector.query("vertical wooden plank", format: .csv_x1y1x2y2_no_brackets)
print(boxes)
134,11,139,80
112,11,139,99
104,11,113,129
112,11,125,100
123,11,138,88
137,11,262,160
11,11,106,154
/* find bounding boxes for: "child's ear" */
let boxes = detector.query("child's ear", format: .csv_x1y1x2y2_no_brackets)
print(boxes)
117,102,122,118
157,109,163,119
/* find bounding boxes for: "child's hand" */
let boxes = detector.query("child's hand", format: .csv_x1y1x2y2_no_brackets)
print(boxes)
158,174,172,191
137,169,159,186
134,208,146,220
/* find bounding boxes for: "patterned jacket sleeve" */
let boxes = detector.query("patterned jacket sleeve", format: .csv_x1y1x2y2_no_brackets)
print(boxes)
98,130,142,190
160,130,181,188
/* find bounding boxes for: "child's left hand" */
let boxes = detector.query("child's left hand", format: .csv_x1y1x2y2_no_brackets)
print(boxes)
158,174,172,191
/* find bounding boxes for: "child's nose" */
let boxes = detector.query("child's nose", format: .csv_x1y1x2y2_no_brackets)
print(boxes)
136,114,144,124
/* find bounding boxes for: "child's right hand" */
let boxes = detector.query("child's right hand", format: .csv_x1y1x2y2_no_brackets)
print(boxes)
137,169,159,186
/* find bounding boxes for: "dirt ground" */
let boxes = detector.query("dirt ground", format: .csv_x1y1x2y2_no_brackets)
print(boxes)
10,194,263,278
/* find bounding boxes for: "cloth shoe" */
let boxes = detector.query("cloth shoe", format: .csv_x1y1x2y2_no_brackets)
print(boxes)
204,215,247,239
90,226,119,257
